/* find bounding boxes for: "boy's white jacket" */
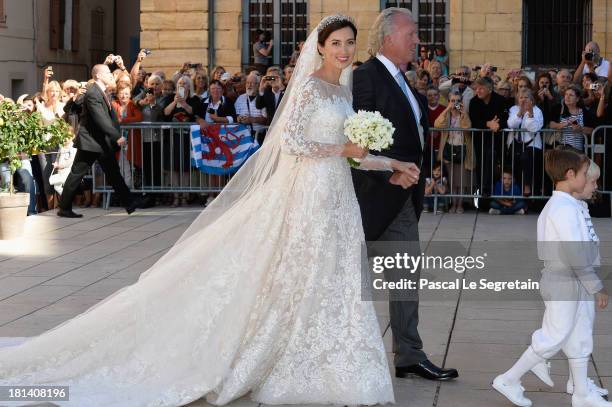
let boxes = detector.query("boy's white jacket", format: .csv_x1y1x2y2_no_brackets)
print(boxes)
537,190,603,295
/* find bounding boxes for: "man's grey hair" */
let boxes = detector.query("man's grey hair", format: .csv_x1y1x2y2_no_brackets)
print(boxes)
368,7,414,57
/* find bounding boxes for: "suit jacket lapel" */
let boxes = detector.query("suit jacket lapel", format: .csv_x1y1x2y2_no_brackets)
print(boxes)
372,58,413,113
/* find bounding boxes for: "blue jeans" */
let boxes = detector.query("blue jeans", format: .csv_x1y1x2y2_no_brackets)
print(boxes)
490,199,526,214
13,168,37,215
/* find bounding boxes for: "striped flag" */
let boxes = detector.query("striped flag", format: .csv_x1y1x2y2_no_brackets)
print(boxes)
190,124,259,175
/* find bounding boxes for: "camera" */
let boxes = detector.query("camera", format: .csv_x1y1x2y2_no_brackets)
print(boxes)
145,88,154,95
231,76,242,83
143,49,151,56
207,107,216,114
264,75,276,81
454,103,462,110
189,63,199,69
177,86,186,98
584,52,593,61
452,76,471,86
491,66,498,72
589,83,599,91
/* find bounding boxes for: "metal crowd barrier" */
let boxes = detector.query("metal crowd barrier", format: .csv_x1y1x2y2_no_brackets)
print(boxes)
92,122,612,213
93,122,233,208
423,126,610,213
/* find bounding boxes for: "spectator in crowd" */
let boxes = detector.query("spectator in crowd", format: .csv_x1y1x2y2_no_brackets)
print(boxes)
581,72,600,113
573,41,612,83
235,72,268,142
478,63,497,80
112,83,143,186
36,77,66,210
162,80,176,100
549,85,595,152
192,70,209,100
513,76,533,98
164,75,206,207
253,30,273,74
595,82,610,121
427,60,446,89
469,76,511,195
423,161,449,213
436,90,474,213
63,81,87,132
289,41,304,66
283,65,295,85
439,66,474,112
220,72,240,104
425,86,446,170
534,72,558,126
134,75,171,110
61,80,80,104
130,49,149,97
492,74,502,88
507,89,544,196
201,80,236,126
434,44,449,76
211,66,226,82
489,169,526,214
256,67,286,136
50,135,77,196
140,85,165,196
548,68,558,85
417,46,431,71
496,80,513,100
405,70,417,88
231,72,247,96
415,69,431,96
17,95,35,113
554,68,573,101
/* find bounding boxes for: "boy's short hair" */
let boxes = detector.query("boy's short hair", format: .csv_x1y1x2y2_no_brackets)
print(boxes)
432,161,442,170
502,168,513,176
544,148,589,184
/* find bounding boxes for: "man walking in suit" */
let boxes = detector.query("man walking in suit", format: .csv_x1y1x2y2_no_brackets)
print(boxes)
58,64,139,218
352,8,459,381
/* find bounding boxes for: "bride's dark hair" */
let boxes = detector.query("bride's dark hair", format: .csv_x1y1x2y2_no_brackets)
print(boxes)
317,18,357,46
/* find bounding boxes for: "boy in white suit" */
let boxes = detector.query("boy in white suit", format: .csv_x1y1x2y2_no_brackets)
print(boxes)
493,149,610,407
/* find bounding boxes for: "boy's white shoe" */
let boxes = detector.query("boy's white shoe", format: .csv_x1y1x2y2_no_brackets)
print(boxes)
493,375,533,407
568,378,609,396
530,361,554,387
489,208,501,215
572,391,612,407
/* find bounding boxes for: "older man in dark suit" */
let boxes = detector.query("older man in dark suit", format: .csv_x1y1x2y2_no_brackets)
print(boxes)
352,8,459,381
58,64,139,218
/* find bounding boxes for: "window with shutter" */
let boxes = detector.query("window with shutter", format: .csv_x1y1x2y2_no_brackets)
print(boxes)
0,0,6,24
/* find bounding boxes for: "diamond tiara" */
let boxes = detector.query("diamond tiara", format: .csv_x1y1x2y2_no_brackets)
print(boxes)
317,14,354,32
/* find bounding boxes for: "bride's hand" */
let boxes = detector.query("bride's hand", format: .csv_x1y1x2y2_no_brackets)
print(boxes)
342,142,368,159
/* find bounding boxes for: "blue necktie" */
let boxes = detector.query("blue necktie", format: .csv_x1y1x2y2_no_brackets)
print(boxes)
395,71,424,148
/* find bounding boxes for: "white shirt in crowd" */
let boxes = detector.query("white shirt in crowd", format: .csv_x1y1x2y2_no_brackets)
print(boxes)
582,59,610,78
506,105,544,149
376,53,424,148
537,190,602,295
234,93,267,134
204,97,234,124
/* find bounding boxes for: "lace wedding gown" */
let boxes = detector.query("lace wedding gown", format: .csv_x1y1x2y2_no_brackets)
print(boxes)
0,76,395,407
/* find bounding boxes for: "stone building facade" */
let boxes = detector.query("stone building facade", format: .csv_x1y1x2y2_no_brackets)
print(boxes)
122,0,612,78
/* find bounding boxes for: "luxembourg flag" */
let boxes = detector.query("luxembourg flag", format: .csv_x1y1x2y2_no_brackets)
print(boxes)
190,124,259,175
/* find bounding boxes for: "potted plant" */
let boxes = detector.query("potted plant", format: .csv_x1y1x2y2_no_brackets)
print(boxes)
0,101,70,239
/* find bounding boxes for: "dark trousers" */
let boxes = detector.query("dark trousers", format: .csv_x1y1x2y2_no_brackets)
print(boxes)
13,168,37,215
59,149,132,211
378,197,427,367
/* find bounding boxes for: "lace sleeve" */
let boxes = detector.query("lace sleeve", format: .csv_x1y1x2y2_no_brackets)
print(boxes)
280,80,345,158
356,154,394,171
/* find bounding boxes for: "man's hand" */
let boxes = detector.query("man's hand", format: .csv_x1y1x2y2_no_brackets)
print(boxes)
389,160,420,189
115,55,126,70
137,49,147,63
117,136,127,146
197,118,209,132
486,115,501,132
104,54,115,65
596,289,609,309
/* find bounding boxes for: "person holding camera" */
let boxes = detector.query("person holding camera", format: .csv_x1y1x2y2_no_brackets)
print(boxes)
253,30,273,74
439,66,474,112
573,41,612,83
582,72,601,113
255,67,286,137
549,85,596,152
235,72,268,142
435,90,474,213
200,80,236,126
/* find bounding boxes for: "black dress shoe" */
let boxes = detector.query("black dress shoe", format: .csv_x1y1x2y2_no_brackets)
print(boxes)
396,359,459,381
57,209,83,218
125,197,143,215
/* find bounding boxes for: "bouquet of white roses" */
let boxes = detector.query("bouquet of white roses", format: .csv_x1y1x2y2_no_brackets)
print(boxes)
344,110,395,168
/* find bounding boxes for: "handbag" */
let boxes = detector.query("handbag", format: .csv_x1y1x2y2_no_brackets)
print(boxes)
442,143,466,163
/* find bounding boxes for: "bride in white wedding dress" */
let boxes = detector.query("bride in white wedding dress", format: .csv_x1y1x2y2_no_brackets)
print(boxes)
0,15,411,407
